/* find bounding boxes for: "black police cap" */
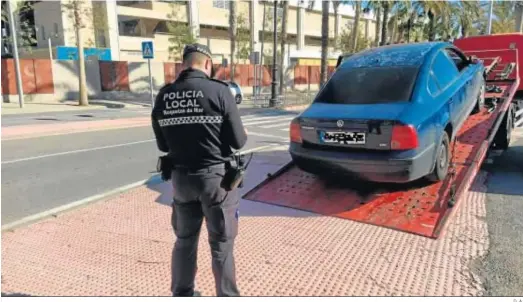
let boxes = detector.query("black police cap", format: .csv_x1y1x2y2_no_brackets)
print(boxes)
183,43,213,60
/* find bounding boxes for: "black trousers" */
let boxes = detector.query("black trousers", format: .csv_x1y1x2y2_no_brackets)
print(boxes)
170,164,240,297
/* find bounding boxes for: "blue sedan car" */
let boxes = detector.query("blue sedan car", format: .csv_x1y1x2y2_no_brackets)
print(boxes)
289,42,486,183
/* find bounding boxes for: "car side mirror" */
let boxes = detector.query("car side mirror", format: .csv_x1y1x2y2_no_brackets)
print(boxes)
468,55,480,64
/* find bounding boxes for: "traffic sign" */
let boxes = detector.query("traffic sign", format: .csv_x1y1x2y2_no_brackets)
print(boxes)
142,41,154,59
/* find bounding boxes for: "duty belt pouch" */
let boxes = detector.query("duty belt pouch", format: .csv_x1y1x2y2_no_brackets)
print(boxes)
156,155,174,181
220,161,245,192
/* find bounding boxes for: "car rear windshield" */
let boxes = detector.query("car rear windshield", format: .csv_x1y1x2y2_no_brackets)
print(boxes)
314,66,419,104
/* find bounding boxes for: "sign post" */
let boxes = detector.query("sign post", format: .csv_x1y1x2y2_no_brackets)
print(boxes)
250,51,260,96
142,41,155,107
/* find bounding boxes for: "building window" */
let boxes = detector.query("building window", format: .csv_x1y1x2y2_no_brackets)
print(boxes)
53,23,58,35
119,19,140,36
213,0,228,9
96,28,106,48
267,6,284,18
40,25,45,40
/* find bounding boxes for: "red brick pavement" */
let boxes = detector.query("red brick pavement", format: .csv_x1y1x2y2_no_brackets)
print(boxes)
1,159,490,296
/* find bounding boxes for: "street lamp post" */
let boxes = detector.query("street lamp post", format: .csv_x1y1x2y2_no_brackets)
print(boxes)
487,0,494,35
270,0,278,108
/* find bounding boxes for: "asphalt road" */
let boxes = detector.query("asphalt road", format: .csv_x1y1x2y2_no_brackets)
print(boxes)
1,108,295,225
472,127,523,296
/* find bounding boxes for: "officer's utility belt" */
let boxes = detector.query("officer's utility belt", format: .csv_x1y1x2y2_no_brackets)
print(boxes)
156,153,253,191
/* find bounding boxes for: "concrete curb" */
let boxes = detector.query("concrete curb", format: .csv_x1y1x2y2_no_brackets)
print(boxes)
1,175,163,233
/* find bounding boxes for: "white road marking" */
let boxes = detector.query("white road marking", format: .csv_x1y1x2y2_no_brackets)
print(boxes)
242,117,294,126
2,140,155,165
259,121,292,129
241,115,290,123
279,127,289,131
248,131,289,140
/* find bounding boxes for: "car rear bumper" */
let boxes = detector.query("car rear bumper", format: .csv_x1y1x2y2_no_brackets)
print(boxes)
289,142,436,183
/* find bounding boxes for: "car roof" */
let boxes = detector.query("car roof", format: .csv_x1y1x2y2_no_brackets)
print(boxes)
339,42,449,69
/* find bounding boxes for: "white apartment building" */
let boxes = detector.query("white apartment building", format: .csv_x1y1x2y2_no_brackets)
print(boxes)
31,0,378,65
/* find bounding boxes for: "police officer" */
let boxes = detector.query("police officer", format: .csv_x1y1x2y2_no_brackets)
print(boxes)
151,43,247,297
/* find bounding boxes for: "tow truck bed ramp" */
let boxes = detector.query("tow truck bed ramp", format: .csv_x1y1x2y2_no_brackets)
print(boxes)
243,52,519,239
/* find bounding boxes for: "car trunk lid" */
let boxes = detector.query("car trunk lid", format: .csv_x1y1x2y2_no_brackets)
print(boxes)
298,103,409,151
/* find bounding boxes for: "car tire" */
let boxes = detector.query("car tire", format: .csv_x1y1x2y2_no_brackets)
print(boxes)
471,82,485,115
235,95,242,104
494,104,513,150
426,132,450,183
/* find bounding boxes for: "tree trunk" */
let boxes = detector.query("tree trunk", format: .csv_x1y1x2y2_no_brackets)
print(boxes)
351,1,361,52
75,1,88,106
515,2,523,33
333,1,341,49
279,1,288,95
375,6,381,47
428,10,435,41
390,16,397,43
320,0,329,87
229,1,237,82
381,2,389,45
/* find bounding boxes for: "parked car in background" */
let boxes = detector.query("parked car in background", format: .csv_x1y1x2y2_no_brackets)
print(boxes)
225,81,243,104
289,42,486,183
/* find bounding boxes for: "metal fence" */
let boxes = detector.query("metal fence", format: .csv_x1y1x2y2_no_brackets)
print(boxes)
246,90,317,109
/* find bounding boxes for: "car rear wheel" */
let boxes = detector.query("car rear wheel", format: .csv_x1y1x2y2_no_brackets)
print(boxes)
471,83,485,114
426,132,450,182
235,94,242,104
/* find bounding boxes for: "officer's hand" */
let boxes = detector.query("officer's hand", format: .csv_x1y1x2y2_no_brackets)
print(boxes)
244,127,248,135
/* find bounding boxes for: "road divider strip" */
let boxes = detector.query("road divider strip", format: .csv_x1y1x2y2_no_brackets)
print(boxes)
2,117,151,141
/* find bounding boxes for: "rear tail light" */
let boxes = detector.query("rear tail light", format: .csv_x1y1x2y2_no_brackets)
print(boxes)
391,124,418,150
290,119,303,143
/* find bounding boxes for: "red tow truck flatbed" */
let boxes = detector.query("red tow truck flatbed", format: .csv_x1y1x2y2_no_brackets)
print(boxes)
243,45,520,239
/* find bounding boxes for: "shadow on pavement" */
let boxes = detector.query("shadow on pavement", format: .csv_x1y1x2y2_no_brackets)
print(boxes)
484,145,523,196
1,292,32,297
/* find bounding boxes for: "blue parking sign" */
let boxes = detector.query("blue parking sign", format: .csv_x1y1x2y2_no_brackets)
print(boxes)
142,41,154,59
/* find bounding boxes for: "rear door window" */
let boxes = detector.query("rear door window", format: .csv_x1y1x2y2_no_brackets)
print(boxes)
428,73,441,95
314,66,419,104
431,50,459,88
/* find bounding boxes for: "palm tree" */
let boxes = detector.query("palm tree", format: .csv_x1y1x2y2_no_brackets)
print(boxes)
451,1,482,38
229,0,237,81
364,1,383,47
350,1,362,52
414,1,449,41
279,0,288,95
492,0,516,34
320,0,329,87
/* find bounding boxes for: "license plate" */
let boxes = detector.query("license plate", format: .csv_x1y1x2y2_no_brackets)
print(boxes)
320,131,366,145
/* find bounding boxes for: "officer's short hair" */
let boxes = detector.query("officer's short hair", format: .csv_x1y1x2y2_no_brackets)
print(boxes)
183,52,209,66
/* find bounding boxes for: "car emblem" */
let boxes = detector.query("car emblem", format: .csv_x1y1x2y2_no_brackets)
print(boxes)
337,120,344,128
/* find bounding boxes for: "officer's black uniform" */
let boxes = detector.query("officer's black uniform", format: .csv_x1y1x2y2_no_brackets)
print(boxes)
151,44,247,297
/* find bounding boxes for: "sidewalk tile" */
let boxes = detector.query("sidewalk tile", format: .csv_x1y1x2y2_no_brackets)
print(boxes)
1,162,489,297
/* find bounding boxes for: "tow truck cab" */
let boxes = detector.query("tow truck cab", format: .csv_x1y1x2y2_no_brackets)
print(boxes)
454,34,523,125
